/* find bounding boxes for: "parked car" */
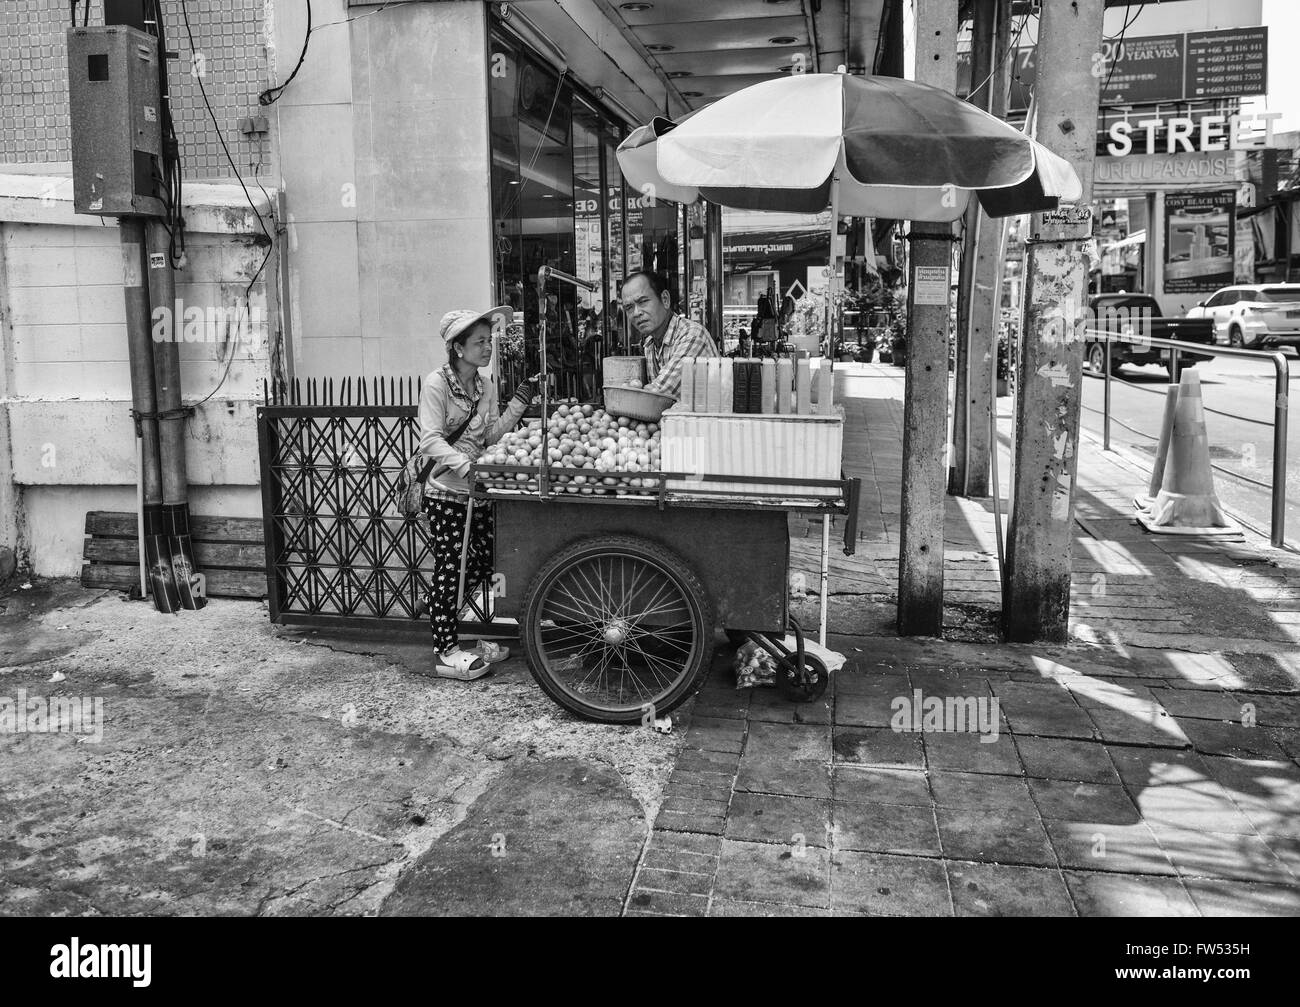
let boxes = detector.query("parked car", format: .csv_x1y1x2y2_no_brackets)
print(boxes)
1084,294,1215,377
1185,283,1300,349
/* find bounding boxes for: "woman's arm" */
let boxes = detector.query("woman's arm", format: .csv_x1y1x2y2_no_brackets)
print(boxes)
486,377,527,445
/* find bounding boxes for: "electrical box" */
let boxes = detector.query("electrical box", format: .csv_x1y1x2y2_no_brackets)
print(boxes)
67,25,164,217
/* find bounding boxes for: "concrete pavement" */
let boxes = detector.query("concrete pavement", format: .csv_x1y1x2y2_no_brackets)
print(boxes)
625,362,1300,915
2,361,1298,916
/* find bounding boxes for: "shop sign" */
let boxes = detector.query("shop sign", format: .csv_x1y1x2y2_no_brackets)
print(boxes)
1184,28,1267,100
1163,189,1235,294
1105,111,1281,156
957,26,1267,109
912,265,950,306
1095,151,1235,188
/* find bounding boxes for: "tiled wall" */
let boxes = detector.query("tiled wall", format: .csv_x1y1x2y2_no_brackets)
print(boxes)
0,0,270,181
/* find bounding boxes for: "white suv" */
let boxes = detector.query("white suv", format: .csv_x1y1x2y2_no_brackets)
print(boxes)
1186,284,1300,349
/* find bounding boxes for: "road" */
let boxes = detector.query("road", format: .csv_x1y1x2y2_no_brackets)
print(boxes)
1077,349,1300,544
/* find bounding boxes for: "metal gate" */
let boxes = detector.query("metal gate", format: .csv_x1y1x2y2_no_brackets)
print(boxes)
256,377,493,632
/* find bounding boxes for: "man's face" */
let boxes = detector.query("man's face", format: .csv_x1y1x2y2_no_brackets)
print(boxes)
621,276,671,339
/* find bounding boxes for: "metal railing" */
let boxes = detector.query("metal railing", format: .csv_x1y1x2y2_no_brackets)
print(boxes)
1087,330,1290,548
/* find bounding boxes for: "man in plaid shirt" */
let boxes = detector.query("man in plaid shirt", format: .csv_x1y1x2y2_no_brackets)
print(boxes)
620,270,719,401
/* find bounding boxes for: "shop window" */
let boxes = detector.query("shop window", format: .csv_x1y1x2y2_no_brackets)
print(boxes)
487,23,651,397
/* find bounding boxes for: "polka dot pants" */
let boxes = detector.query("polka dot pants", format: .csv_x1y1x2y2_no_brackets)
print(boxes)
424,497,495,653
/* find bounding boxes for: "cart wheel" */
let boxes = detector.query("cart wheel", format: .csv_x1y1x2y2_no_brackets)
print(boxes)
521,534,713,724
776,653,829,703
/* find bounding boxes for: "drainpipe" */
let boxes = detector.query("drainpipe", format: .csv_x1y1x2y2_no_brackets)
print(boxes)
146,219,204,608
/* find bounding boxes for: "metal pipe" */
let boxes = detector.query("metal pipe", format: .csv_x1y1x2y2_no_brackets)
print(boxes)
803,1,821,73
120,216,179,613
538,264,598,292
819,513,830,647
1103,336,1111,450
706,201,724,345
1272,350,1289,548
147,218,203,609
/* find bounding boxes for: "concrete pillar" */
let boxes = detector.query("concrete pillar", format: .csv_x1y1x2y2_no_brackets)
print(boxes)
1003,0,1106,642
897,0,958,637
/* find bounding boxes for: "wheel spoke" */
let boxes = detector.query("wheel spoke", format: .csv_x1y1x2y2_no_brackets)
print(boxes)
572,562,615,621
544,588,605,626
623,635,683,691
530,542,707,718
556,572,604,621
626,578,677,628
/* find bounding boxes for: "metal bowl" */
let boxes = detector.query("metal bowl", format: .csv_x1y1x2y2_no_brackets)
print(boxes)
602,384,675,422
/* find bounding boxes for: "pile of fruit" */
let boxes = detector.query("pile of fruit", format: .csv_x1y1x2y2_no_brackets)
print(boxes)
477,402,662,495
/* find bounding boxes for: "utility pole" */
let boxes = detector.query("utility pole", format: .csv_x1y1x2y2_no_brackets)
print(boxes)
949,0,1007,499
1004,0,1106,642
897,0,958,637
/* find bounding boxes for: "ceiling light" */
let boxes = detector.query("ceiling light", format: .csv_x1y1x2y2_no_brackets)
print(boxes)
620,2,653,9
645,43,674,52
667,70,692,78
681,91,703,98
769,36,798,45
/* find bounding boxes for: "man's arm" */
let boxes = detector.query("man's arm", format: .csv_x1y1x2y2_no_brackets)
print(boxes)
645,321,719,400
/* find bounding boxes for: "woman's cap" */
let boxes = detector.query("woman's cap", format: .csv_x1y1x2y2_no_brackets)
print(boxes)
440,305,513,348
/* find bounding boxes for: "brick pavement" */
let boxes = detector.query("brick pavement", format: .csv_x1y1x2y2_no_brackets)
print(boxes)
625,362,1300,917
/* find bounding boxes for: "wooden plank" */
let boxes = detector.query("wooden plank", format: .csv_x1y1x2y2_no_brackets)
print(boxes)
86,510,263,543
84,537,266,569
82,563,266,598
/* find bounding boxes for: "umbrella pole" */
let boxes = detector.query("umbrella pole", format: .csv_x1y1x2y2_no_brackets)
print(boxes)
827,171,841,356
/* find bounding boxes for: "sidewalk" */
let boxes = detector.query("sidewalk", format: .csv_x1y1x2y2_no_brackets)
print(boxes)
625,362,1300,916
2,362,1298,917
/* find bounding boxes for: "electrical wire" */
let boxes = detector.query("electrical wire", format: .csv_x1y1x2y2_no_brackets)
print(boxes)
175,0,274,407
964,6,1032,110
1101,3,1146,98
258,0,311,106
152,0,186,267
257,0,419,106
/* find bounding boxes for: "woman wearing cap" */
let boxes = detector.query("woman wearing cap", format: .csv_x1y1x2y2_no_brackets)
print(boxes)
419,306,539,680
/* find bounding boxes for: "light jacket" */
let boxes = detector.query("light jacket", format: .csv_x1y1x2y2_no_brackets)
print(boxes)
418,364,526,498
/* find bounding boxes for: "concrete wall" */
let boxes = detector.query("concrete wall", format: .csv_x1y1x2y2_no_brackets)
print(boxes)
273,0,494,383
0,174,278,576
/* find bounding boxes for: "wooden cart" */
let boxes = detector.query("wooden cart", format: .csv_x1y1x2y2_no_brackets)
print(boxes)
462,468,859,724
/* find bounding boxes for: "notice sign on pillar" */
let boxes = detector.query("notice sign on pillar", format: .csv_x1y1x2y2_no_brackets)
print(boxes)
912,265,950,306
1164,189,1235,293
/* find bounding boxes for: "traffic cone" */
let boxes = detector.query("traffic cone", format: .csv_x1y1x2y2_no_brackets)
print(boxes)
1133,382,1180,511
1135,369,1241,538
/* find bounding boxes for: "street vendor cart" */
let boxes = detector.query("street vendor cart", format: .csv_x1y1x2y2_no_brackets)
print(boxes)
455,265,858,724
468,469,857,724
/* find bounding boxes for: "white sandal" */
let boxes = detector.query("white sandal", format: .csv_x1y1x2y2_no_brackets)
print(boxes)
471,640,511,664
434,648,490,681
